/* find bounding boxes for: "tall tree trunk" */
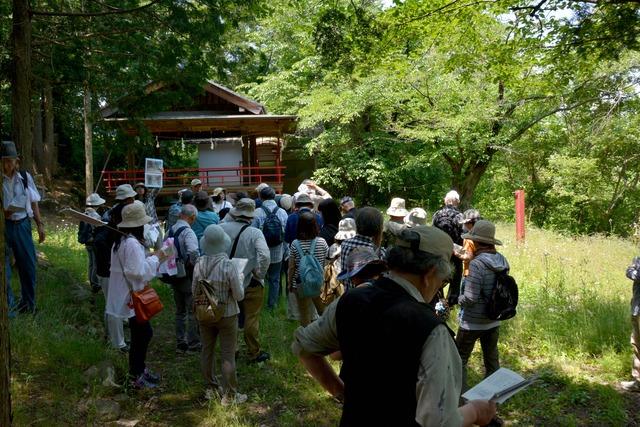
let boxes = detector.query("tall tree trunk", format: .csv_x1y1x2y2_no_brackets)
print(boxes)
43,82,54,185
0,177,11,425
83,83,93,196
11,0,32,170
452,157,494,209
32,96,44,178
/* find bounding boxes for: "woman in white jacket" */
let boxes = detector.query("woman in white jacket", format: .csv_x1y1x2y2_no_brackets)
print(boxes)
107,201,164,389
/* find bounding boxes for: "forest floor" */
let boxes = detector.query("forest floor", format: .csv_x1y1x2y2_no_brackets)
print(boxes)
7,213,640,426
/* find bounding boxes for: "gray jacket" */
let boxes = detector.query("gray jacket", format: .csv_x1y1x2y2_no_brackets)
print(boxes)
219,218,270,289
459,251,509,328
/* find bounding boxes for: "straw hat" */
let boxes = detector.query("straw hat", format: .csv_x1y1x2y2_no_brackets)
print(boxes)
404,208,428,228
461,220,502,245
118,201,152,228
279,194,293,211
212,187,224,197
337,247,386,281
115,184,136,200
86,193,106,206
1,141,18,159
200,224,231,256
395,225,454,261
229,198,256,219
386,197,409,217
334,218,356,241
191,178,202,186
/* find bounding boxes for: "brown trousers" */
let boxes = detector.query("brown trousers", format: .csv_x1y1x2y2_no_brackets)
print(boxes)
296,293,324,327
199,314,238,396
631,315,640,380
242,285,264,359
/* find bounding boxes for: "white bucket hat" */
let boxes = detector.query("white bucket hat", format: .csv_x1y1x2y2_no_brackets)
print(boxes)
230,198,256,219
404,208,428,227
386,197,409,217
334,218,356,241
200,224,231,256
115,184,136,201
86,193,106,206
118,201,152,228
279,194,293,211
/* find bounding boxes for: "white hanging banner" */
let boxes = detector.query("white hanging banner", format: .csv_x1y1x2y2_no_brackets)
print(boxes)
145,157,163,188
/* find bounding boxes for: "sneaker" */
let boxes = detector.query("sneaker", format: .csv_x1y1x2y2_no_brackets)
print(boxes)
621,380,640,392
143,368,160,384
176,342,189,353
131,374,157,390
248,351,271,364
221,393,248,406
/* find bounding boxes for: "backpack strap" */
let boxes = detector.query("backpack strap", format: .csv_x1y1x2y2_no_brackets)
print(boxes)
171,226,188,261
310,238,317,255
19,169,29,190
230,224,250,259
293,239,304,256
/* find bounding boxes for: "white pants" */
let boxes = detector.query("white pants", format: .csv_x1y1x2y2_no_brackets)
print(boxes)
98,275,126,349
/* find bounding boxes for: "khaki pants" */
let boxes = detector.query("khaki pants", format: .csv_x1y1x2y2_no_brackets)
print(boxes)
242,285,264,359
295,292,323,327
631,315,640,380
200,314,238,396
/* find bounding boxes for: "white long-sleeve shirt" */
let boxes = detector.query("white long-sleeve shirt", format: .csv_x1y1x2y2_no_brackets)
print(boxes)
219,218,270,289
107,236,159,319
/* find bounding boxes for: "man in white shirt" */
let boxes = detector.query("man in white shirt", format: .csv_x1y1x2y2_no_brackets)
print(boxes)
2,141,45,314
220,198,271,363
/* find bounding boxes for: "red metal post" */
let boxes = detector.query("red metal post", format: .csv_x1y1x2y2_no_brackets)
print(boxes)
515,189,525,243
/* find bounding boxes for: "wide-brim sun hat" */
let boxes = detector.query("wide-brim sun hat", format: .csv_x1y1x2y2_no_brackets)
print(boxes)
212,187,224,197
200,224,231,256
386,197,409,217
86,193,106,206
335,218,356,241
229,197,256,218
461,220,502,245
118,200,152,228
115,184,137,200
404,208,428,228
1,141,18,159
337,247,386,281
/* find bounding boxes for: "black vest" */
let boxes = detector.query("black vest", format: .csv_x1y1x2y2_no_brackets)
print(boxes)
336,277,442,427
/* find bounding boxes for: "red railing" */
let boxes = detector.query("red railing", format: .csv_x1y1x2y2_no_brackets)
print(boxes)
101,165,286,193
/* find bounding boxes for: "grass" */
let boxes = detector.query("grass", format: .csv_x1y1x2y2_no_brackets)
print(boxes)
7,221,640,426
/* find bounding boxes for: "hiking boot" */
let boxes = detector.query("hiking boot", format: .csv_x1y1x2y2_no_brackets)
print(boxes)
176,342,189,353
131,374,157,390
221,393,248,406
248,351,270,364
621,380,640,392
187,342,202,353
143,368,160,384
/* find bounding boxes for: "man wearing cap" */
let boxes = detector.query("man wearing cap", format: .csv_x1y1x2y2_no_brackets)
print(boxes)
456,220,509,391
292,225,497,426
284,193,324,244
78,193,107,293
2,141,45,314
169,204,201,352
252,186,289,310
191,178,202,194
340,197,357,219
220,198,271,363
432,190,464,307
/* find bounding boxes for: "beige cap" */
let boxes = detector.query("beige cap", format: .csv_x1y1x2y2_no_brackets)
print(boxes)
212,187,224,197
230,198,256,219
395,225,454,261
386,197,409,217
118,201,152,228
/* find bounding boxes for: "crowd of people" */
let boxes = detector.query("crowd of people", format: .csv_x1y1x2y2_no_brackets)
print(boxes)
3,140,635,425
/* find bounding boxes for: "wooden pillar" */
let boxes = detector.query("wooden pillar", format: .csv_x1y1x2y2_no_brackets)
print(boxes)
83,83,94,196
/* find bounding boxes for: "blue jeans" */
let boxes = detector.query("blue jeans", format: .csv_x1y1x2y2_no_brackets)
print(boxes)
266,261,282,310
5,218,37,312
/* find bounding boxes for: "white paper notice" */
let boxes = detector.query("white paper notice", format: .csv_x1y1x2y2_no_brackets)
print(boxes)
145,158,163,188
462,368,528,404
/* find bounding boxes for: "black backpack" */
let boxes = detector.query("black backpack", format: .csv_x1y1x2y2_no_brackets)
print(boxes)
432,206,463,244
485,268,518,321
260,205,284,247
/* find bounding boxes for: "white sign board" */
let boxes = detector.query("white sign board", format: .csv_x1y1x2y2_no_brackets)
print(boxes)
145,158,163,188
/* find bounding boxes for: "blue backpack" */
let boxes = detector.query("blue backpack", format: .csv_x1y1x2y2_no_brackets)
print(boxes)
261,206,284,247
294,239,324,298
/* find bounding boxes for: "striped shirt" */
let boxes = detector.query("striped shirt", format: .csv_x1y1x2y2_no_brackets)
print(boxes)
191,253,244,318
290,238,329,284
